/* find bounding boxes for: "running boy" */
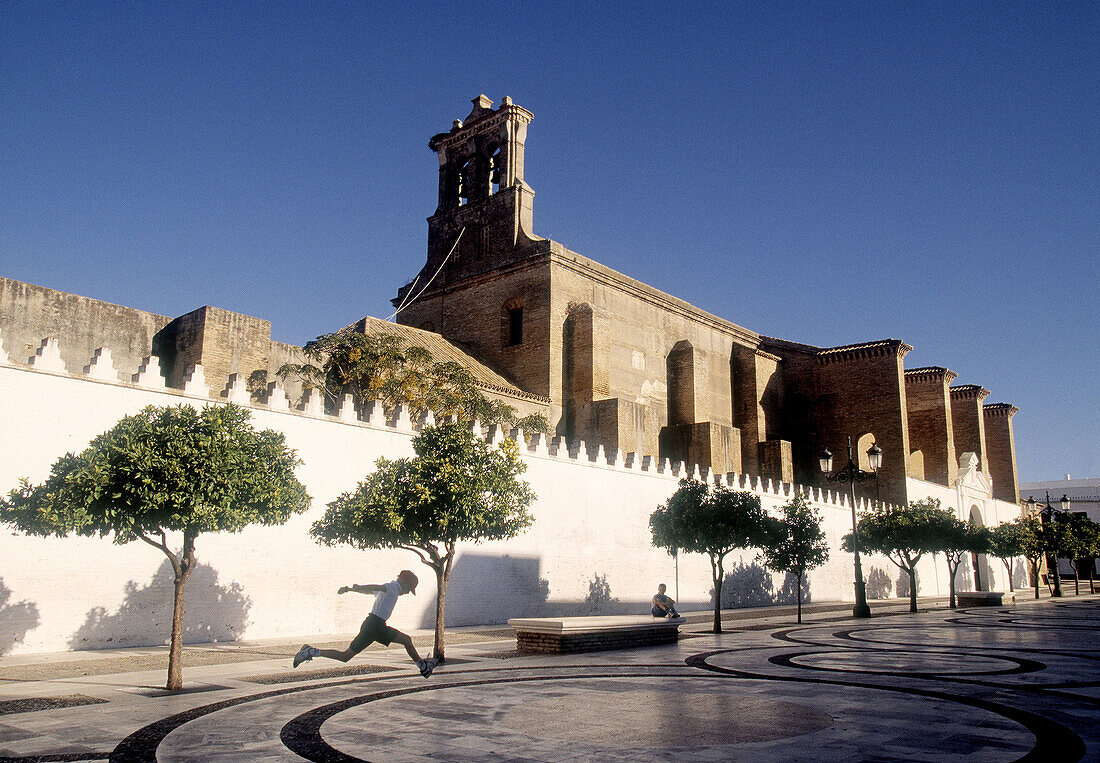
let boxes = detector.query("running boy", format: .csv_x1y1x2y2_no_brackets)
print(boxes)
293,569,438,677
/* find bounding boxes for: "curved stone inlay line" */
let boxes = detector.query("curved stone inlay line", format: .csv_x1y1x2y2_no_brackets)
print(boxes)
686,649,1085,761
774,649,1041,678
106,665,675,762
280,671,706,762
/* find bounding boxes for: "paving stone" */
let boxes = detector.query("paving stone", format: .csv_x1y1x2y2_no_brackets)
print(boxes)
0,597,1096,761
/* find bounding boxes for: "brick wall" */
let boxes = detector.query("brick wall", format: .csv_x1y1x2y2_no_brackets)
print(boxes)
396,257,553,403
983,403,1020,504
951,385,990,476
904,367,959,486
788,341,912,507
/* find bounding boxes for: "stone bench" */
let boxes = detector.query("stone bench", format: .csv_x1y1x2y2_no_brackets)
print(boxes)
508,615,686,654
956,591,1012,607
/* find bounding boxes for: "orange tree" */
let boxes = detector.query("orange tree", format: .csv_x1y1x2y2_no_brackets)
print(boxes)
0,404,310,690
843,498,947,613
761,492,829,624
936,513,992,608
311,422,535,662
650,479,771,633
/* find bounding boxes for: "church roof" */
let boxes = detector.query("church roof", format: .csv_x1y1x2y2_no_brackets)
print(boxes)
353,315,549,404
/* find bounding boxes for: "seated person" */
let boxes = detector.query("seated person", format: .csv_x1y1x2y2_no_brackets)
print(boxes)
651,583,679,618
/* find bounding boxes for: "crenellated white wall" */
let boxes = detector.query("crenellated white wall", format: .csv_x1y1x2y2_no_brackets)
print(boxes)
0,344,1017,655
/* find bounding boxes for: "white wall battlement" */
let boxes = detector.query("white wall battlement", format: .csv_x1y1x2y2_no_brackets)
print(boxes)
0,348,1025,655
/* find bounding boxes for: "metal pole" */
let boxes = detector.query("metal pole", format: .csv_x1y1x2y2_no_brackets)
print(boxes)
847,438,871,618
1045,490,1064,598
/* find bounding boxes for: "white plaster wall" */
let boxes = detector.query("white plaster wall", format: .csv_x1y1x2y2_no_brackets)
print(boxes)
0,362,1005,655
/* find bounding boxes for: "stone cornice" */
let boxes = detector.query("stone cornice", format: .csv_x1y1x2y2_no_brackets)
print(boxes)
546,243,762,347
755,347,783,363
398,249,550,303
429,101,533,152
759,336,822,355
982,402,1019,418
817,339,912,365
950,384,991,401
905,366,959,385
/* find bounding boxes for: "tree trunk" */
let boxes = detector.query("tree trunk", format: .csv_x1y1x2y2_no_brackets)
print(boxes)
433,559,448,663
796,570,803,624
947,557,957,609
908,566,918,613
1032,561,1040,599
1001,559,1014,592
166,530,197,691
1073,563,1080,595
711,554,723,634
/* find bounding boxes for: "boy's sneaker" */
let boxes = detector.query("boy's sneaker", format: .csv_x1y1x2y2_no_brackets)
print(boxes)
417,658,438,678
293,645,317,668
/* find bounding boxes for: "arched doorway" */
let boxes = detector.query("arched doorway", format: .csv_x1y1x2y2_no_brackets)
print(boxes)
969,506,991,591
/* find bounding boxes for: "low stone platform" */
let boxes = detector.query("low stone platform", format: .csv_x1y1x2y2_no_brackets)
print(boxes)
957,591,1012,606
508,615,685,654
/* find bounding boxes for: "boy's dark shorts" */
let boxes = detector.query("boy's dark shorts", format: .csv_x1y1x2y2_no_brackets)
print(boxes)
350,614,401,653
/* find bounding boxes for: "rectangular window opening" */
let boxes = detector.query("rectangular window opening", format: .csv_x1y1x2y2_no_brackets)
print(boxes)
508,307,523,346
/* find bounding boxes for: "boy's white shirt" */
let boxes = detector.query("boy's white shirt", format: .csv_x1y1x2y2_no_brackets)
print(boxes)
369,580,403,620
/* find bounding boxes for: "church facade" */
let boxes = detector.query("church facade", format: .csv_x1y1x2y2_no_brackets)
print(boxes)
393,95,1021,509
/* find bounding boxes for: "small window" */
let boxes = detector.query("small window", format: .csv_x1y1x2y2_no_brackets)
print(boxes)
508,307,523,346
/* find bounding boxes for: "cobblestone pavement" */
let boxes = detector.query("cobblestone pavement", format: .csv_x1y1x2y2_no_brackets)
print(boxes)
0,595,1096,761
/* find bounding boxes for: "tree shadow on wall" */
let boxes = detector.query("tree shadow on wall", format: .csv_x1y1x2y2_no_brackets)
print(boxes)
425,553,551,628
865,567,892,600
896,568,920,600
1010,559,1029,590
425,555,646,627
69,561,251,650
719,564,812,609
584,573,622,614
719,562,775,609
775,572,811,606
955,563,975,592
0,577,40,655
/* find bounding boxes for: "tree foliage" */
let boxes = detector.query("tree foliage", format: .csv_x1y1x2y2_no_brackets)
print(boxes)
312,422,536,660
843,497,947,613
1053,513,1100,595
1016,514,1050,600
761,492,829,623
650,480,770,633
0,404,310,689
278,328,548,432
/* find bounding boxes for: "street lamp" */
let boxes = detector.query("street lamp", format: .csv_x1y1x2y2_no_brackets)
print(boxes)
819,436,882,618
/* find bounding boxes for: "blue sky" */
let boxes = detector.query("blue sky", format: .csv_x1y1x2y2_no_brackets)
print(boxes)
2,2,1097,482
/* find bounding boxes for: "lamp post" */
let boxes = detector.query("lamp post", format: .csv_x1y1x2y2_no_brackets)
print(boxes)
1026,491,1070,598
819,437,882,618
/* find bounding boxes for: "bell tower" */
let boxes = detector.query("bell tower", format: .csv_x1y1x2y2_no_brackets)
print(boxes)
396,95,537,308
